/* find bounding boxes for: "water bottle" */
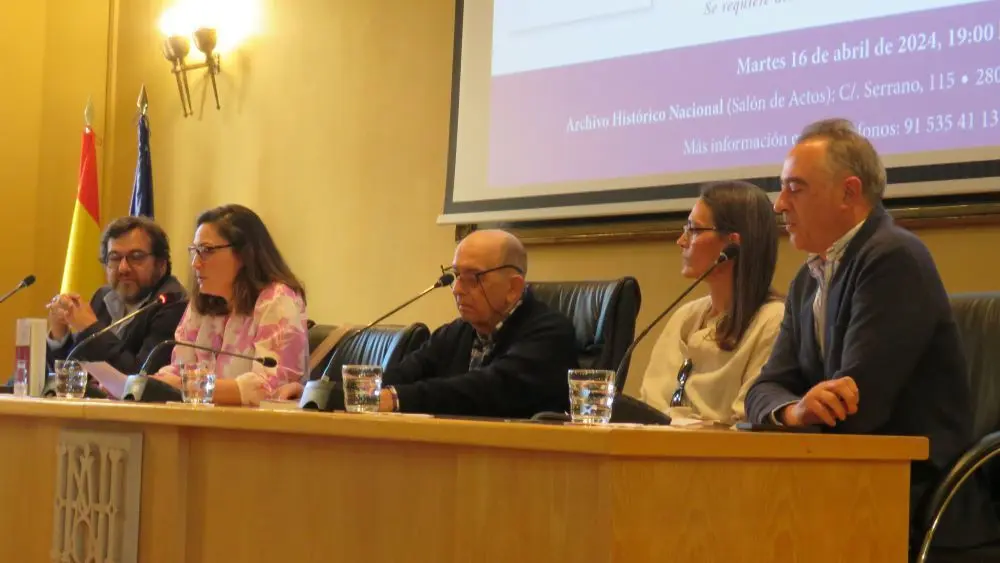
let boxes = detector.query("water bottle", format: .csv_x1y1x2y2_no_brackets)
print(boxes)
12,359,28,397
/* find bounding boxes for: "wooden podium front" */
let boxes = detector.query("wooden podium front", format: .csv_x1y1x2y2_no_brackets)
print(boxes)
0,397,925,562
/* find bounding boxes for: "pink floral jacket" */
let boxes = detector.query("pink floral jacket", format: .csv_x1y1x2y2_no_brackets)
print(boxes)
158,283,308,405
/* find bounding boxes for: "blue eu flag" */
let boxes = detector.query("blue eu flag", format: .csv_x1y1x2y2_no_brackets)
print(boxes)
129,114,154,218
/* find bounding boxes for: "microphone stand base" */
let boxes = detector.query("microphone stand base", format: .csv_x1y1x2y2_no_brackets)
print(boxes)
299,379,342,412
122,376,182,403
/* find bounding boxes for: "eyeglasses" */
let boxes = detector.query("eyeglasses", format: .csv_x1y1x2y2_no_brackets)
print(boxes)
670,358,694,407
440,264,525,287
105,250,152,268
188,243,233,260
681,223,724,238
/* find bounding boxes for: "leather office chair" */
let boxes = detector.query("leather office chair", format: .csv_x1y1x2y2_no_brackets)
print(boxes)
916,292,1000,562
307,323,430,381
529,277,641,390
529,278,662,425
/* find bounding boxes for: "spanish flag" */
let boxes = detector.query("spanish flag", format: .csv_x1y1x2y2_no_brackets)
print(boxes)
60,127,103,294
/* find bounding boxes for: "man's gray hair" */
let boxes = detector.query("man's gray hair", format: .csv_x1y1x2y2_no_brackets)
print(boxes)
797,118,887,205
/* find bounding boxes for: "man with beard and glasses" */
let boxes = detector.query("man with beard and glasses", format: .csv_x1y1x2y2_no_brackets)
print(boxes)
46,216,188,376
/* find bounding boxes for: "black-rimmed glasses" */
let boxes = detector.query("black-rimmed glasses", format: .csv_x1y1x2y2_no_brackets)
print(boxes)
440,264,525,287
670,358,694,407
104,250,152,268
188,243,233,260
681,223,725,238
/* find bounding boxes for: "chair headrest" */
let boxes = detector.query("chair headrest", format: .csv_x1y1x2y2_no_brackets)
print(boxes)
308,322,430,381
529,278,637,351
950,292,1000,439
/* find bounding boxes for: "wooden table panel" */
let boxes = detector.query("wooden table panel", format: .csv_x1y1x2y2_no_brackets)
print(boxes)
0,397,925,563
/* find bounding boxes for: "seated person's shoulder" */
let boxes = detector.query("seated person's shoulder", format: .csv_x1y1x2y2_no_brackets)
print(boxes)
157,277,190,307
530,295,577,336
862,224,936,270
660,296,711,332
92,285,113,302
730,299,784,352
758,298,785,321
256,282,305,309
752,299,786,340
159,275,188,295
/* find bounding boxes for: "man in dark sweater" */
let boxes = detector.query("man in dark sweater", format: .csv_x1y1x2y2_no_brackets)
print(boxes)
744,119,998,552
46,216,187,376
378,229,578,418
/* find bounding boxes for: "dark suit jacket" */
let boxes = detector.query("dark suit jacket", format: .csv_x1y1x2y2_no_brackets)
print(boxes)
47,275,188,376
383,289,578,419
745,206,999,548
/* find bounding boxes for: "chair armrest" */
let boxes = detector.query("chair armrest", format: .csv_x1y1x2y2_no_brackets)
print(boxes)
916,430,1000,562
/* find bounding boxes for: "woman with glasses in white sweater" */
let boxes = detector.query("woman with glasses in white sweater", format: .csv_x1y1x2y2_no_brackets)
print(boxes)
640,181,784,424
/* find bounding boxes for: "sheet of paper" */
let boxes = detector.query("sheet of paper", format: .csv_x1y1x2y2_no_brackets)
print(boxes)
81,361,129,399
258,400,301,411
669,416,714,428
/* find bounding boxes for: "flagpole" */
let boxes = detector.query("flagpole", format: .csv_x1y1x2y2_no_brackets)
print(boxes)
137,85,148,117
84,96,94,131
61,100,104,294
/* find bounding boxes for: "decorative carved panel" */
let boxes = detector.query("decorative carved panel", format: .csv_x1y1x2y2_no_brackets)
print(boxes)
51,429,143,563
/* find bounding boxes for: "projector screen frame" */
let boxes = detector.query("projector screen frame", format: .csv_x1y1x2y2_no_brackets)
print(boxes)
441,0,1000,237
453,195,1000,245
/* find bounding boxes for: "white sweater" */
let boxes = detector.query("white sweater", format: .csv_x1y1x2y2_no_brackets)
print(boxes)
639,296,784,424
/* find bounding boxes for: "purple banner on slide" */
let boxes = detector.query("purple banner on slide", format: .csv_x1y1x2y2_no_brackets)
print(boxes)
488,2,1000,188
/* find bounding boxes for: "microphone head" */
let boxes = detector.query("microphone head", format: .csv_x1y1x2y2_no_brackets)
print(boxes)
435,272,455,288
157,293,181,305
718,243,740,263
260,357,278,368
22,275,36,288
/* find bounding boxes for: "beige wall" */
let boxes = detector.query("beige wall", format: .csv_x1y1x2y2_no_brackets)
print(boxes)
106,0,463,345
0,1,110,373
0,3,46,370
6,0,999,393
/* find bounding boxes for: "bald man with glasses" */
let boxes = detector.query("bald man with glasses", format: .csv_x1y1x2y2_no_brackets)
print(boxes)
378,229,578,418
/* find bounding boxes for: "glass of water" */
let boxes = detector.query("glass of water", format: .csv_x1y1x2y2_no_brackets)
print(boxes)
342,365,382,413
54,359,87,399
181,360,216,405
12,360,28,397
568,369,616,424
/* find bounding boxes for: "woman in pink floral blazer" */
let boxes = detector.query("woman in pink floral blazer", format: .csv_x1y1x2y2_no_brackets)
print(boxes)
153,204,308,406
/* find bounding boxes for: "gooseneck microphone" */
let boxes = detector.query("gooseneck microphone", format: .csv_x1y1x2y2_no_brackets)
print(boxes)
65,292,179,362
137,339,278,377
318,271,454,381
0,274,36,305
613,243,741,388
299,271,455,411
122,340,280,402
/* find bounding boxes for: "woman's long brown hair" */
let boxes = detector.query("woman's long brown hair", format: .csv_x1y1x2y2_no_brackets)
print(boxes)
191,204,305,316
700,181,780,350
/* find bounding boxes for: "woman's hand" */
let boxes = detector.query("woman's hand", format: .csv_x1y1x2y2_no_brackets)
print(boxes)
152,374,182,389
276,381,304,400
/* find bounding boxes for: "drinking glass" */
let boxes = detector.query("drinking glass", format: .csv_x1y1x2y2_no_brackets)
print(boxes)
181,360,216,405
54,359,87,399
12,360,28,397
568,369,616,424
341,365,383,413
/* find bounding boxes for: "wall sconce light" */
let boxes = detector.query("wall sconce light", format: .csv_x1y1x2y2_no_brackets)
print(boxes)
163,27,221,117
